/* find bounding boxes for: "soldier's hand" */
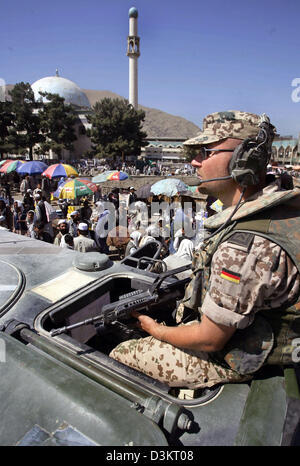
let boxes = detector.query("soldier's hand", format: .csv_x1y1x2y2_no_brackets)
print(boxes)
131,311,164,339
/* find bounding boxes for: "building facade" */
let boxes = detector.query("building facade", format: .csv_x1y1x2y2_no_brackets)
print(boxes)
141,138,186,163
271,136,300,166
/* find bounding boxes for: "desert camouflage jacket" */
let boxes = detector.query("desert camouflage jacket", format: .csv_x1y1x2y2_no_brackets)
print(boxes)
181,181,300,374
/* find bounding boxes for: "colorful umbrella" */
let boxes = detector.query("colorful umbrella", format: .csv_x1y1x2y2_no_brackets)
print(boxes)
106,171,129,181
0,160,24,174
17,161,48,175
187,185,198,193
151,178,189,197
53,178,98,200
42,163,79,179
92,171,116,183
0,159,13,167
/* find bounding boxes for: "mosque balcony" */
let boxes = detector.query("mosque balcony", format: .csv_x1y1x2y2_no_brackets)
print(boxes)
127,36,140,57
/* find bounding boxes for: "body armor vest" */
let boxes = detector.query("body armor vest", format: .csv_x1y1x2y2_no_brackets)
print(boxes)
181,187,300,375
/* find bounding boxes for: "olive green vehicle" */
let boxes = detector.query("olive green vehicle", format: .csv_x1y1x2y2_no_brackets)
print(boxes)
0,229,299,446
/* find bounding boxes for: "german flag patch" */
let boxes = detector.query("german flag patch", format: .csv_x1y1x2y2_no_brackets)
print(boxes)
220,268,241,284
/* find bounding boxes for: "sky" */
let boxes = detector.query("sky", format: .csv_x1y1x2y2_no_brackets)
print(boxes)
1,0,300,137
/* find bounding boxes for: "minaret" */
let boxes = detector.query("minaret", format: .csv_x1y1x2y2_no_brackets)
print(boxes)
127,7,140,109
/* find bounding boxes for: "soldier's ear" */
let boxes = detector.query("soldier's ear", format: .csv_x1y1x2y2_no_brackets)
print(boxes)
228,115,275,188
228,138,261,187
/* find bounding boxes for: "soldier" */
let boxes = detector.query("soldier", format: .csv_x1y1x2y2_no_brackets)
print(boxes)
110,110,300,389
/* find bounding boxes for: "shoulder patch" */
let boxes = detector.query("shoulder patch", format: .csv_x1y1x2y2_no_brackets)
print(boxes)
220,268,241,284
227,232,254,252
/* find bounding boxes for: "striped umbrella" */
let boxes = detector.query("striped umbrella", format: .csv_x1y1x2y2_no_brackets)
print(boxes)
0,159,13,167
0,160,25,174
53,178,98,200
106,171,129,181
42,163,79,179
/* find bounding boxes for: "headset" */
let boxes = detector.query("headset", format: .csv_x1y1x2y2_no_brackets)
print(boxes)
195,114,276,188
228,113,276,187
195,114,276,241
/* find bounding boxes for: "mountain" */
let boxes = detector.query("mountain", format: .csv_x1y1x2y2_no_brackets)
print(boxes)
4,85,201,139
83,89,201,139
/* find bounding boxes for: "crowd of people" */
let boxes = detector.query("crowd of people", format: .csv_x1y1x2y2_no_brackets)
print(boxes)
0,170,208,266
70,160,196,178
0,158,296,268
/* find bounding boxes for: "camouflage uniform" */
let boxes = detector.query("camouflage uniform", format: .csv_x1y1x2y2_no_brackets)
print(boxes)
110,111,300,388
182,110,262,147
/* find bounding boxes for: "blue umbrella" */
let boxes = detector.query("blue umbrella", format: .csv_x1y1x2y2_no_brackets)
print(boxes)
151,178,189,197
17,160,48,175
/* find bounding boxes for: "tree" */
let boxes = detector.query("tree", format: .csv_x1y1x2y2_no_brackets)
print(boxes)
0,101,15,157
87,98,147,161
37,92,77,158
8,82,44,160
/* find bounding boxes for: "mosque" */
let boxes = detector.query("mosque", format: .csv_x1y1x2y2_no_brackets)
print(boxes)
30,71,93,161
28,70,189,164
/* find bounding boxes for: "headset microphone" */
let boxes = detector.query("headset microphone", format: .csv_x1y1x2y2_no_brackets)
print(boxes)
196,175,232,184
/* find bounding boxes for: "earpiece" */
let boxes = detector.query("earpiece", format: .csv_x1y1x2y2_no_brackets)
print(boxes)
228,114,276,187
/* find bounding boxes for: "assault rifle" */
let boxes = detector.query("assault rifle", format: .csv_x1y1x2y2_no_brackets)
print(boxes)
50,264,191,338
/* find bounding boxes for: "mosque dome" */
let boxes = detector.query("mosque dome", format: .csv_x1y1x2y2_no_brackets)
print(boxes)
128,7,138,18
31,74,91,108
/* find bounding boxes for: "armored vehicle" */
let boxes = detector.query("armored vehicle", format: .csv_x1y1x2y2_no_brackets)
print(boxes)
0,229,299,446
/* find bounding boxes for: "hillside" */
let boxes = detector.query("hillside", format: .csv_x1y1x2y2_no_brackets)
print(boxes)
4,85,201,139
83,89,200,139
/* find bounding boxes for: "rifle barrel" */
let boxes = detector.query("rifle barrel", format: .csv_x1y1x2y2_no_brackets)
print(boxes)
50,314,104,336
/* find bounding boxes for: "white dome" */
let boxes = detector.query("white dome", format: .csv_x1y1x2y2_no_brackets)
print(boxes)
31,75,91,108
